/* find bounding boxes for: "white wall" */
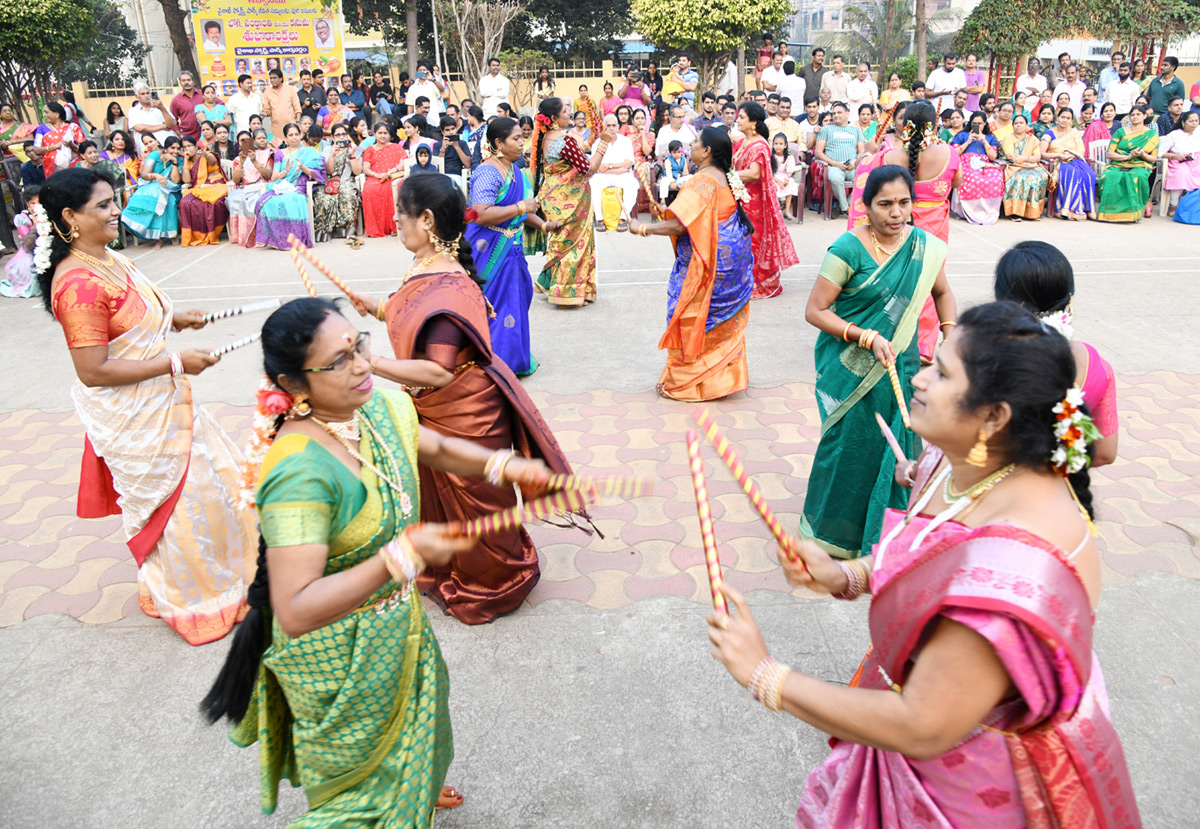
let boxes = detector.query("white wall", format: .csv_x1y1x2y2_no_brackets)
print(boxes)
117,0,186,87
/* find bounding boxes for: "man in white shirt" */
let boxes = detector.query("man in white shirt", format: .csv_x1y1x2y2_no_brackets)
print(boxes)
126,82,177,152
226,73,264,135
406,61,444,118
819,55,849,103
845,62,879,114
1016,57,1048,100
589,115,638,231
926,53,967,113
1105,61,1139,119
797,99,822,148
655,105,698,159
314,18,336,50
1054,64,1086,117
760,52,786,93
477,57,510,119
200,20,225,52
1098,51,1125,99
776,62,807,109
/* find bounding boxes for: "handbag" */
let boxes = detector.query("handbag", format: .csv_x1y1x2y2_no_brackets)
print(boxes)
324,178,341,195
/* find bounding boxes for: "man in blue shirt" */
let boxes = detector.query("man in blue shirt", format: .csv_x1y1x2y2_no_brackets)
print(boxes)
339,74,366,115
1097,51,1124,98
691,93,722,128
669,54,699,109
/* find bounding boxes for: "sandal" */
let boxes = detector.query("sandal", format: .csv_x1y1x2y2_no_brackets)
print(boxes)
594,219,606,232
349,237,363,250
436,785,464,810
617,220,628,232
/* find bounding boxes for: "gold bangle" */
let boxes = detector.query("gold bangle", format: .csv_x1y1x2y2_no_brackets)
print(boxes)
939,320,957,329
638,225,648,237
376,300,386,322
841,322,855,342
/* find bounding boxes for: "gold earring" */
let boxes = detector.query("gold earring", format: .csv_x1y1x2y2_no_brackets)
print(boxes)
286,395,311,420
53,222,74,244
966,427,988,467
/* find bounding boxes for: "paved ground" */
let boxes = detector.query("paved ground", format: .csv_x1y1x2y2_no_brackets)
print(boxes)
1,210,1198,827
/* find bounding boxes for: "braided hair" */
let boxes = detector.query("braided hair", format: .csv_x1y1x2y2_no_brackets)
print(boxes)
532,96,564,198
201,297,342,725
396,173,480,285
35,167,109,314
903,100,937,181
698,126,754,236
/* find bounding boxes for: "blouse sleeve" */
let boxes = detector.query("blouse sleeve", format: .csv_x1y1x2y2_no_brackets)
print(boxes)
817,237,859,288
1088,351,1119,439
256,436,339,547
469,164,503,205
52,268,115,348
560,134,590,172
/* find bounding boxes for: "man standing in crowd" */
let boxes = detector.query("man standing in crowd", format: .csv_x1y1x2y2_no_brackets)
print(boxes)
761,52,786,94
846,62,878,114
338,74,365,115
227,73,263,135
800,47,828,106
667,56,699,110
691,93,721,128
820,55,850,105
962,53,988,114
478,57,510,118
766,98,803,147
1054,63,1086,117
1106,62,1139,120
1155,96,1186,136
953,90,970,116
1045,52,1072,88
407,62,444,118
1017,57,1048,100
776,61,806,109
1099,51,1125,97
127,82,177,151
298,70,326,122
720,102,739,138
656,106,697,159
169,71,204,141
312,69,327,91
1148,57,1185,116
926,53,966,113
589,114,637,232
264,68,302,132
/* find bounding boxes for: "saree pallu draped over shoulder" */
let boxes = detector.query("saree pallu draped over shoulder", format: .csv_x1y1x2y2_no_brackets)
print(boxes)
383,272,574,623
657,175,753,401
798,229,945,558
534,134,597,306
796,451,1142,828
232,391,453,826
52,258,254,645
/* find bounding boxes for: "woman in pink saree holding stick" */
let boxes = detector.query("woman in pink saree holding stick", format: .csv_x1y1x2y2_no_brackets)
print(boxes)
707,301,1141,828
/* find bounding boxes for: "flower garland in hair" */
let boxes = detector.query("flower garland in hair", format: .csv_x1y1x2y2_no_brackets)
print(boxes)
1039,308,1074,341
236,377,294,509
899,120,939,151
726,170,750,204
1050,388,1101,475
31,202,54,276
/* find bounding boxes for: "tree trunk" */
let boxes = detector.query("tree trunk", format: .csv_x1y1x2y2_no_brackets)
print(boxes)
914,0,927,82
154,0,199,79
406,0,418,77
879,0,895,84
737,47,745,98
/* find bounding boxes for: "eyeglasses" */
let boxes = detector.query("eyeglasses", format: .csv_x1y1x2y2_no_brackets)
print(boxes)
303,332,371,374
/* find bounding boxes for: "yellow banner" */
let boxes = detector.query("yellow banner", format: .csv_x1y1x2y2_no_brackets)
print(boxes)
189,0,346,97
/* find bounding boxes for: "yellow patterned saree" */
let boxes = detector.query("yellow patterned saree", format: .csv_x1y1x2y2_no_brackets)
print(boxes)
231,390,452,827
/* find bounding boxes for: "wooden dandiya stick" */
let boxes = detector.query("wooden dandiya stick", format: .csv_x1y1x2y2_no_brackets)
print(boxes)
545,473,653,500
693,406,801,565
886,361,911,429
635,164,663,218
209,331,261,359
287,234,365,305
686,430,728,613
202,298,281,324
874,412,907,464
288,244,318,298
457,486,597,537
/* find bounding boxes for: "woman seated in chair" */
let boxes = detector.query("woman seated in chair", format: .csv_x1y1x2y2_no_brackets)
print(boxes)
253,122,324,249
1097,104,1158,223
361,121,406,237
1000,115,1049,221
313,123,362,243
121,134,182,249
1040,107,1097,221
100,130,139,188
179,136,230,246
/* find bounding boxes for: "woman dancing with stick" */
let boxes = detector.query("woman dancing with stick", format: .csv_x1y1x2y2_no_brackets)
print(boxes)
709,301,1141,827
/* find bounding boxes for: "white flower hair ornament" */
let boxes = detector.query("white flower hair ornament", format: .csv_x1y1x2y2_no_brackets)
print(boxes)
726,169,750,204
31,202,54,276
1039,309,1075,341
1050,388,1101,475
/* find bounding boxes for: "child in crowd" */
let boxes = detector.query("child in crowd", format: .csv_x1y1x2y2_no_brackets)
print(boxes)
1,186,41,298
772,134,798,218
658,140,690,204
410,145,438,174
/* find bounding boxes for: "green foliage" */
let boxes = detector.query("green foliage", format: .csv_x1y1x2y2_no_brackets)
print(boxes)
508,0,633,60
0,0,95,71
59,0,150,87
885,55,921,88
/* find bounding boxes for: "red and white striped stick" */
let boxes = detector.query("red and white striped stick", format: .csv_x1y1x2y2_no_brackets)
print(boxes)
457,486,596,537
886,361,911,430
693,407,801,565
287,234,365,306
545,473,653,500
686,430,727,613
288,244,318,298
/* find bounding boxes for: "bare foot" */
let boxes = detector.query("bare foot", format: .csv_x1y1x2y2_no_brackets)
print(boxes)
151,241,164,251
436,785,464,809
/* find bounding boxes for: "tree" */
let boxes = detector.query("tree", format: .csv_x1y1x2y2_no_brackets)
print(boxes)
436,0,525,101
498,47,555,108
60,0,151,88
153,0,199,79
506,0,633,60
843,1,960,70
0,0,95,119
344,0,440,72
631,0,793,94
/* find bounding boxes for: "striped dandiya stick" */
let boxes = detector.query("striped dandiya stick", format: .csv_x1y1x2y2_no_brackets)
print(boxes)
288,234,365,305
457,486,597,537
874,412,907,464
686,430,727,613
202,298,281,324
209,331,261,359
693,407,801,565
288,244,318,298
886,361,911,429
545,473,653,500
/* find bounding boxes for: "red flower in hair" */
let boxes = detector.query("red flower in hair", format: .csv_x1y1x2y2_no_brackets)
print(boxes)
464,207,480,223
535,113,552,126
257,387,293,415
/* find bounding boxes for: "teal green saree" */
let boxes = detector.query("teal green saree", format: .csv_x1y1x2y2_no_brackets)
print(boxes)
798,228,946,558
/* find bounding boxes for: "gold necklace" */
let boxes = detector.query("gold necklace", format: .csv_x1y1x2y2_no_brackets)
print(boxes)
323,417,360,443
402,252,442,284
868,226,903,258
313,413,406,498
945,463,1016,501
71,247,129,287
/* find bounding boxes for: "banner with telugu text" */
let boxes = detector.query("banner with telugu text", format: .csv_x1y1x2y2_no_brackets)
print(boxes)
189,0,346,97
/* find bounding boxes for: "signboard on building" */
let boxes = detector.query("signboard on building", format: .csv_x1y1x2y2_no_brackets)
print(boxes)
189,0,346,96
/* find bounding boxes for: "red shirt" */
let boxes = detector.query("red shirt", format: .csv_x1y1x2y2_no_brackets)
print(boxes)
169,89,206,137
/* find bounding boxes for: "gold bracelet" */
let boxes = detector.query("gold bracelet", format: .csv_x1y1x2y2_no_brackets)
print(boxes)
375,300,386,322
638,225,648,237
939,320,957,329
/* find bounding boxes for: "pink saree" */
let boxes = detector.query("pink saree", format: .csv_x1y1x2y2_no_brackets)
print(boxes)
796,451,1141,828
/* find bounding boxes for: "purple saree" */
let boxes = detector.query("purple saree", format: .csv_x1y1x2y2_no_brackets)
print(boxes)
796,450,1141,828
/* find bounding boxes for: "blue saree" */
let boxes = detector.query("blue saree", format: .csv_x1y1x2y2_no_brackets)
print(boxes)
254,146,324,249
121,151,181,240
466,164,537,376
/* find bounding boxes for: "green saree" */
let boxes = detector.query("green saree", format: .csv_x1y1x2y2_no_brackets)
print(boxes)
231,390,452,828
1097,127,1159,223
798,228,946,558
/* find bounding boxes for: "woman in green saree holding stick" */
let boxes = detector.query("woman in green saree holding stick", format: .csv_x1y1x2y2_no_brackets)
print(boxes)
799,166,955,559
202,298,550,826
1098,103,1159,223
